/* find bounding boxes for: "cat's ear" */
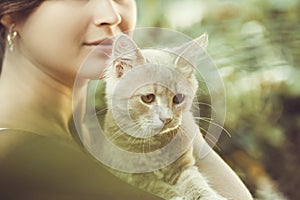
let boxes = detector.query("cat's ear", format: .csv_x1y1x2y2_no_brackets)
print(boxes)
194,32,208,48
111,34,145,78
174,33,208,77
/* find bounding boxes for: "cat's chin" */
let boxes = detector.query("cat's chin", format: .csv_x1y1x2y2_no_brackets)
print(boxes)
141,125,178,137
157,125,179,135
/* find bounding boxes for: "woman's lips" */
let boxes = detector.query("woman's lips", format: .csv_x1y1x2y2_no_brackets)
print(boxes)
84,39,113,56
81,43,113,79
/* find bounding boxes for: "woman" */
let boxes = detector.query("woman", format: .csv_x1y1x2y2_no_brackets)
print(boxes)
0,0,253,199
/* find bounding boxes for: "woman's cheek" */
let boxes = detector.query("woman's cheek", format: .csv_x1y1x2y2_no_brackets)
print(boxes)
119,2,137,32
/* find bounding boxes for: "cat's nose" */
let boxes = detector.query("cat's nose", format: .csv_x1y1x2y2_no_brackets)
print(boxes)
160,117,172,125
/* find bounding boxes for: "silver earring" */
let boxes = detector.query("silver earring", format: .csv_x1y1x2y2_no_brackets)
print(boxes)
7,24,18,52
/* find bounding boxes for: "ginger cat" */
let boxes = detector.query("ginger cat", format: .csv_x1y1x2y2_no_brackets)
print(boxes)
101,33,226,200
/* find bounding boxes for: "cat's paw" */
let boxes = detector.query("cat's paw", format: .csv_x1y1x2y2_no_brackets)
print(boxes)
198,195,227,200
175,194,227,200
170,197,184,200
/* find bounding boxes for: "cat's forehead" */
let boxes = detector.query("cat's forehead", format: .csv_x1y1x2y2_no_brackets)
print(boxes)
133,81,193,98
141,49,177,65
135,83,174,95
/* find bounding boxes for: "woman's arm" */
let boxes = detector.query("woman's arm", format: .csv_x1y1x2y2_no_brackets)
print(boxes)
194,137,253,200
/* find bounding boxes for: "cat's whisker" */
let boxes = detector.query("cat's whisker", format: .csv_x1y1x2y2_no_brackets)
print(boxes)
192,101,215,112
176,124,222,151
197,123,223,145
127,135,138,150
194,116,213,121
142,137,146,154
198,126,221,151
193,117,231,137
117,121,139,130
142,126,153,153
109,130,124,142
143,126,150,153
127,123,141,133
95,108,109,116
148,136,152,152
177,126,194,142
109,123,140,142
127,126,144,149
110,118,141,132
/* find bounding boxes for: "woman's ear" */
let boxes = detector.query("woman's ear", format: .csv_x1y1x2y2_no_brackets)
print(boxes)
0,15,14,30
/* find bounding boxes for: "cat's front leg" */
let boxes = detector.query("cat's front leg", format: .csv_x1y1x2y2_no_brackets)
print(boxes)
171,195,226,200
175,166,227,200
170,197,184,200
113,170,182,200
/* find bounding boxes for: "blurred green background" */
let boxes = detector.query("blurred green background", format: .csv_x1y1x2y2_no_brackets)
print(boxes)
135,0,300,199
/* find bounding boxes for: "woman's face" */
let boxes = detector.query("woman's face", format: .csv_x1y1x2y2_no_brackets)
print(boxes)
16,0,137,86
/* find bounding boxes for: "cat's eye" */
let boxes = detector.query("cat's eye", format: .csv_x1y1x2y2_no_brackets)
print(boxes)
141,94,155,104
173,94,185,104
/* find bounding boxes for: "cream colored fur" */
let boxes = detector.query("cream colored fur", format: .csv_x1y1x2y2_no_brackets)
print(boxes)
102,34,227,200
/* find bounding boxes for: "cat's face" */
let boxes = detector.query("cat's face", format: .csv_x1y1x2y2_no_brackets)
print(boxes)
105,34,207,138
127,74,192,136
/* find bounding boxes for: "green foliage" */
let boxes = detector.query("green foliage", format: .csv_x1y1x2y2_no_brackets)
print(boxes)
136,0,300,199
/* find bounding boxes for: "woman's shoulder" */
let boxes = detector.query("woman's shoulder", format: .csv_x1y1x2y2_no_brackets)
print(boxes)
0,128,162,200
0,128,40,159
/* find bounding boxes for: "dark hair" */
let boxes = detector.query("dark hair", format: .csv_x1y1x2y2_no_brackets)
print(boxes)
0,0,43,74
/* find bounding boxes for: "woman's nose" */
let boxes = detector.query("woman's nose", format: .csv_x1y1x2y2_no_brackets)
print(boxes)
93,0,122,26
